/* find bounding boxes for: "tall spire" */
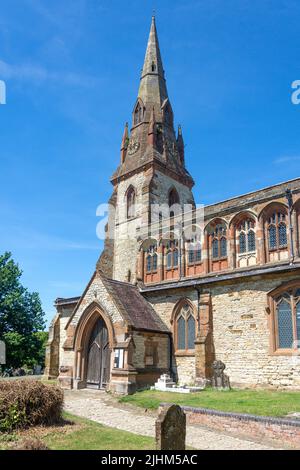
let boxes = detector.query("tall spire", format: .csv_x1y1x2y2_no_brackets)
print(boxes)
138,16,169,121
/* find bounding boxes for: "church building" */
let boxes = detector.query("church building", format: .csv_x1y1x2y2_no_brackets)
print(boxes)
45,17,300,394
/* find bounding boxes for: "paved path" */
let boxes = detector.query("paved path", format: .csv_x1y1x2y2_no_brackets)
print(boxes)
64,389,283,450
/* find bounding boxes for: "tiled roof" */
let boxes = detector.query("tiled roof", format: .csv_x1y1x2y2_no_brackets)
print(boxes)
101,275,169,333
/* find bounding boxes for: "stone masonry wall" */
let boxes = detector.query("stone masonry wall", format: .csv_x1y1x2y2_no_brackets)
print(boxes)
113,172,146,282
152,170,194,208
132,331,169,370
146,272,300,389
211,273,300,389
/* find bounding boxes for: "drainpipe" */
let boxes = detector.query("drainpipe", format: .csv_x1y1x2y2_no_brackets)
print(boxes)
168,332,173,379
286,189,295,264
195,285,201,336
176,219,184,279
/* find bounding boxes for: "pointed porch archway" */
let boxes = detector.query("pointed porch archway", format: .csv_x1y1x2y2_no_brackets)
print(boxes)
73,302,115,390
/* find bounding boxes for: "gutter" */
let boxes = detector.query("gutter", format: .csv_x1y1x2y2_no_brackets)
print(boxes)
140,261,300,293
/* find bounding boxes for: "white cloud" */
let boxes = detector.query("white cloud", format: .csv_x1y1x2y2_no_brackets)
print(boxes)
273,155,300,165
0,224,100,252
0,59,98,88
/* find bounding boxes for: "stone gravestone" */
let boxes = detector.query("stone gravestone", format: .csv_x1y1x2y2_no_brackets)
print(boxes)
211,360,230,390
156,404,186,450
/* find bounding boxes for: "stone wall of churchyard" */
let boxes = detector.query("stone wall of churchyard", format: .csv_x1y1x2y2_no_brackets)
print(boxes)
210,273,300,389
181,406,300,449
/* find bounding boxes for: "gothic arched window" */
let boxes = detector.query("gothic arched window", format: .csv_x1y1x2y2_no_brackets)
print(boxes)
271,287,300,351
175,303,196,352
168,188,180,208
145,244,158,273
127,187,136,219
237,218,256,254
209,223,227,260
165,239,179,269
187,240,202,265
268,212,287,251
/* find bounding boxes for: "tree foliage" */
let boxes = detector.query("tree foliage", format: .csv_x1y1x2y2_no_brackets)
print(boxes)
0,252,46,368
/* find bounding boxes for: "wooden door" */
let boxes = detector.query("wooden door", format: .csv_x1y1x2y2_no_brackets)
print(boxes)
86,317,111,389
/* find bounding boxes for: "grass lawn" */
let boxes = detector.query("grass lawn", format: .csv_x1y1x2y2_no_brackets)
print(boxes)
0,412,155,450
119,388,300,417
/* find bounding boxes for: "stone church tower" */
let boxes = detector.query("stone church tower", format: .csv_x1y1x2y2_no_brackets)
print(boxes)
100,16,195,283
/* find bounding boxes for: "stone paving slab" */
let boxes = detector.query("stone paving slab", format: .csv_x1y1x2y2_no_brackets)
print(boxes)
64,389,283,450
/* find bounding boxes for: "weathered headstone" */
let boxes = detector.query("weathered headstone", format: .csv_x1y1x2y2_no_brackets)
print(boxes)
155,404,186,450
34,364,42,375
211,360,230,390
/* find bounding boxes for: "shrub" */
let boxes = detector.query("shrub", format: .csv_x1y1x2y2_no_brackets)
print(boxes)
0,380,63,432
13,437,49,450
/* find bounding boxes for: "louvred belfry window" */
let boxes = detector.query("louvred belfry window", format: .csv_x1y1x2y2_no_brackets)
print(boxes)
175,303,196,352
268,212,287,250
134,102,143,125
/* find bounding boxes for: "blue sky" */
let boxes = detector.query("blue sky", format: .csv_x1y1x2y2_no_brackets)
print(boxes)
1,0,300,326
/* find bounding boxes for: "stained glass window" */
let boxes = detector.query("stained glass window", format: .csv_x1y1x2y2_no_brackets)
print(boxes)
275,289,300,350
278,223,287,247
248,230,256,252
195,246,202,262
188,249,194,264
209,223,227,260
176,304,196,351
239,232,246,253
212,239,219,259
268,225,277,250
220,237,227,257
268,212,287,251
177,316,186,350
277,301,293,349
188,243,201,264
165,239,179,269
173,250,178,267
146,255,152,273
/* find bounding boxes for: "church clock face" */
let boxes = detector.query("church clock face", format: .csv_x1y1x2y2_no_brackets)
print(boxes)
127,138,140,155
